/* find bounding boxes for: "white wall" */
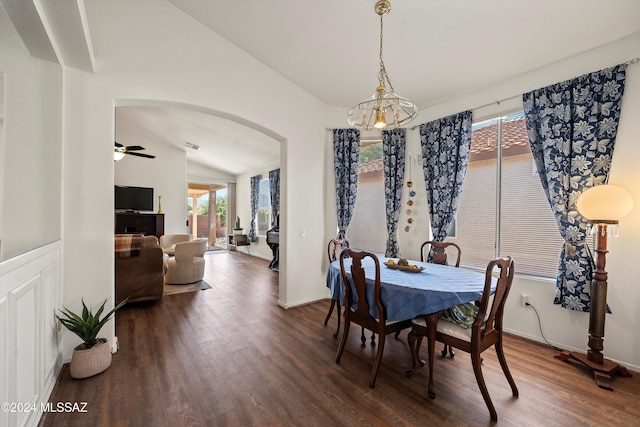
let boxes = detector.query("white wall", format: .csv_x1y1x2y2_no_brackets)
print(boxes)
0,8,63,262
187,161,235,186
0,10,64,427
327,32,640,371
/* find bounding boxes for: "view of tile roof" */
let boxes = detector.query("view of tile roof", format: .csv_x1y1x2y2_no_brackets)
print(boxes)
358,115,531,175
358,158,384,176
470,115,531,160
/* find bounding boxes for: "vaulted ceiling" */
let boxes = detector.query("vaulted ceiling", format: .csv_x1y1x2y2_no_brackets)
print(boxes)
5,0,640,175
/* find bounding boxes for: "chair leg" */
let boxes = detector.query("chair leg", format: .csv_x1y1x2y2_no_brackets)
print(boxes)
325,298,342,338
495,339,519,397
361,327,366,347
471,351,497,422
406,330,421,377
324,299,335,326
441,344,455,358
335,318,351,364
333,303,341,338
369,332,386,388
371,331,376,344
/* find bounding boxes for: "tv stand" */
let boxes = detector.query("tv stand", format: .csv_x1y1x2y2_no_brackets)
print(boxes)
114,212,164,239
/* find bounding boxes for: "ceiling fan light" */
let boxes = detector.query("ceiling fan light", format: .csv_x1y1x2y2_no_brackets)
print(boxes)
114,151,125,161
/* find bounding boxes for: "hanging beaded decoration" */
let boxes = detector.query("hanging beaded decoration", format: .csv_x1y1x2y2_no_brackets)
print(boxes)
405,152,415,232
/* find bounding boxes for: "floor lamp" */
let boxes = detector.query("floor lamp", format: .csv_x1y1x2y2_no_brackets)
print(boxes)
556,184,634,390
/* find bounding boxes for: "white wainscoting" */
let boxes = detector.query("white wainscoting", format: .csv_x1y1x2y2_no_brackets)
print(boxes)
0,242,62,427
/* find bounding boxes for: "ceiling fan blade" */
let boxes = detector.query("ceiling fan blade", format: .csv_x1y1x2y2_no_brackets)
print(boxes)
127,152,155,159
115,141,123,148
125,145,145,151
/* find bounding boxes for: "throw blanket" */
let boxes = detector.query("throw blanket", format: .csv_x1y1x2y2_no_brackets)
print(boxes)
443,302,479,329
115,234,144,258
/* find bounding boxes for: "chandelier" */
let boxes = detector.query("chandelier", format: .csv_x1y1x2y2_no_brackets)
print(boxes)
347,0,417,131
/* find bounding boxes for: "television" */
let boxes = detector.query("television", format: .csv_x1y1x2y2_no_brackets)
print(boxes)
115,185,154,212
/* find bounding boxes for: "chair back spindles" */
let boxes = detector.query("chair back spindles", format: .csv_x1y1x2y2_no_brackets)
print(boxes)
420,241,461,267
407,256,518,422
328,238,349,262
336,249,411,388
475,258,514,340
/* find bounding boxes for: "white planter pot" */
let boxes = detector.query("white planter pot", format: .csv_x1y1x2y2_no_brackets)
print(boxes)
69,338,112,379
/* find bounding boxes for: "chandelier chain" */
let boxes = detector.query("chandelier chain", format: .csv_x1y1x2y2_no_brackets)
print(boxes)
378,12,394,93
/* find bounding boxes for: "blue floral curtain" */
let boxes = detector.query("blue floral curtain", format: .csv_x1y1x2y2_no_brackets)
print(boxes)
419,111,473,251
249,174,262,242
523,64,626,312
333,129,360,239
269,168,280,227
382,128,406,257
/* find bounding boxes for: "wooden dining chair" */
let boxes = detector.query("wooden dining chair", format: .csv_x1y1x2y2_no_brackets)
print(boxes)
420,240,461,266
420,240,462,357
324,238,350,337
335,249,411,388
407,257,518,422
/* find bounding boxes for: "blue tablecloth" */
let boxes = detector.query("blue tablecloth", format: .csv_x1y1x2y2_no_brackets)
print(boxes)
326,256,493,321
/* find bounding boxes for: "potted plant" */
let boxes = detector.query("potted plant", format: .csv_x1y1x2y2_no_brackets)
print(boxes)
233,216,243,234
55,298,127,379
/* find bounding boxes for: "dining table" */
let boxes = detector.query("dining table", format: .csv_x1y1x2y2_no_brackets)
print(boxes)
326,254,494,397
326,255,491,321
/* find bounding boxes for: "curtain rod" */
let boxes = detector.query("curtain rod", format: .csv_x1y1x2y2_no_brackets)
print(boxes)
330,57,639,133
408,56,639,131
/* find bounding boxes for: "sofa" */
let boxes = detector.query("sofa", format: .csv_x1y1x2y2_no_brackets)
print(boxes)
115,234,164,304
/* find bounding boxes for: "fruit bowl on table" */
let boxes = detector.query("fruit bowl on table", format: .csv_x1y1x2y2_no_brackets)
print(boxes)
384,260,424,273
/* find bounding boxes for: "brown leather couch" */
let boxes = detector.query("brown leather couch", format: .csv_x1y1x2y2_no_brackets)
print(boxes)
115,235,164,304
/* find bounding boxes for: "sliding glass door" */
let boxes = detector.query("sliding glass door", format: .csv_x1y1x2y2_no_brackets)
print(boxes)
187,183,227,249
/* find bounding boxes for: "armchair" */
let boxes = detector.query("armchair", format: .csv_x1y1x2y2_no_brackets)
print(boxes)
159,234,193,256
164,239,207,284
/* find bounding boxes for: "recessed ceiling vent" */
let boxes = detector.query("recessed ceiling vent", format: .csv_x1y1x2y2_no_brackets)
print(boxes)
184,141,201,151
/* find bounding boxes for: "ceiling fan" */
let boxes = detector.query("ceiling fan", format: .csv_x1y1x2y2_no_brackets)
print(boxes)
114,142,155,160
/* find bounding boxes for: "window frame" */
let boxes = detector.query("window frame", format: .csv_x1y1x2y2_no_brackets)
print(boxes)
452,110,565,279
256,178,271,238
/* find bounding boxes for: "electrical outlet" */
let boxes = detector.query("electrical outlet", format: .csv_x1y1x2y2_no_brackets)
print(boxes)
521,294,529,306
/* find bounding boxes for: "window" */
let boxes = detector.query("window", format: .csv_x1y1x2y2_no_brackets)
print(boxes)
256,178,271,237
451,112,564,278
347,141,386,253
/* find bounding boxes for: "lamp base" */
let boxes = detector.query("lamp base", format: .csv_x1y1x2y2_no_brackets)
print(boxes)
555,351,632,390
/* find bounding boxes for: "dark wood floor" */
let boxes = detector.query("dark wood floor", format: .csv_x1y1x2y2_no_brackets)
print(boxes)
41,252,640,426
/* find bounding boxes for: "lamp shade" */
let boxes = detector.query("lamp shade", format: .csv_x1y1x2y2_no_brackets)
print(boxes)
576,184,634,222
